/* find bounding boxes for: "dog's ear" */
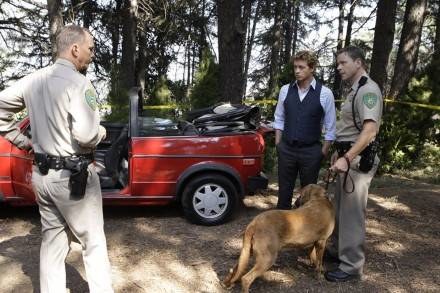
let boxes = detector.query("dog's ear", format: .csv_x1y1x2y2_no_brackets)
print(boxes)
299,185,313,205
311,184,326,198
301,184,325,203
312,184,326,197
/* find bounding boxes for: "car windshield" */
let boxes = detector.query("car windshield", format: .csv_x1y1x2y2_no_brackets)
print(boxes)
138,116,179,136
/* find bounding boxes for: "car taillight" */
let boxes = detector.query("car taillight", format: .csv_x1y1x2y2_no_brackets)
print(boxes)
243,158,255,165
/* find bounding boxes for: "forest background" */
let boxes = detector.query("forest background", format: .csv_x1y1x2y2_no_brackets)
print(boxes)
0,0,439,181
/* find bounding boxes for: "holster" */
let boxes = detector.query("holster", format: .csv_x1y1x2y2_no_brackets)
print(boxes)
334,140,378,173
34,153,49,175
64,157,90,198
358,140,379,172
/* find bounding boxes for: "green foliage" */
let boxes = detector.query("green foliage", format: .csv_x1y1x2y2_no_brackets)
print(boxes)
390,142,440,184
189,49,221,109
150,75,172,105
105,66,129,122
278,62,294,89
379,63,440,175
105,88,129,122
143,75,180,119
168,80,187,105
263,133,277,174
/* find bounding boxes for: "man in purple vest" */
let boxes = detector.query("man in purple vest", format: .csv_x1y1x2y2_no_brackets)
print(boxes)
273,50,336,209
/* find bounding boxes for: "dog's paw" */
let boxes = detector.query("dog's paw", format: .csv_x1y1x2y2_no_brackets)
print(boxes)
315,271,323,280
221,268,235,289
220,280,234,290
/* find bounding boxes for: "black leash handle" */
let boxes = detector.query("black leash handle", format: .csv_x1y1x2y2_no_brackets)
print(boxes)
342,155,355,193
325,155,354,193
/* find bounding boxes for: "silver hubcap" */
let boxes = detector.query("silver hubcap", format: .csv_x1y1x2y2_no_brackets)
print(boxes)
192,183,228,219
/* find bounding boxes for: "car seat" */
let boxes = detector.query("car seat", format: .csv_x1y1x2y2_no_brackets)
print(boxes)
96,125,129,188
185,103,260,134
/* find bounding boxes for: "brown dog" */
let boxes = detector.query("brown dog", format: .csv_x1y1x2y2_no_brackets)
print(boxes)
222,184,335,293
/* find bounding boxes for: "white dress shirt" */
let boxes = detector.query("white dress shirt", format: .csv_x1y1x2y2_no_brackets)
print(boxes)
273,78,336,141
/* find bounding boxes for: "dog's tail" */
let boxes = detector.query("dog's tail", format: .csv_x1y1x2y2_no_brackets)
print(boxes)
223,223,255,287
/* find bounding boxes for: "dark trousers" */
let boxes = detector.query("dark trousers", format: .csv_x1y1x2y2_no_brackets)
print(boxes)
276,140,322,209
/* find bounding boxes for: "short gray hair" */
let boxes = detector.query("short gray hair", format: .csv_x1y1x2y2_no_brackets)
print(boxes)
56,25,90,56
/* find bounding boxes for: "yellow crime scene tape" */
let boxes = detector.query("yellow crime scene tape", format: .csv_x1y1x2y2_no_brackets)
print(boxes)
244,98,440,111
99,104,178,110
383,99,440,111
142,104,178,109
100,98,440,111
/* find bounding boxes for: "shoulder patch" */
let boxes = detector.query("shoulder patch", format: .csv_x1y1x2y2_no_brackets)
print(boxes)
85,88,97,111
362,92,378,109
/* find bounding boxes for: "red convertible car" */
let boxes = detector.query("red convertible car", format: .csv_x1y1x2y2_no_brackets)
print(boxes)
0,89,268,225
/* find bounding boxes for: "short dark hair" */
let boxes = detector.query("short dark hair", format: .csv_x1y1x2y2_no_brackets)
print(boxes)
56,25,91,56
336,46,367,69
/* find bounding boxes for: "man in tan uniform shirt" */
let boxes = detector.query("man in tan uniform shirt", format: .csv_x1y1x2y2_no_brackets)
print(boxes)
0,25,113,292
324,46,382,282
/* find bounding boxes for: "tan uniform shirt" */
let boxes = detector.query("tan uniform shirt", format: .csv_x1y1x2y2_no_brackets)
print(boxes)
336,74,383,142
0,58,105,156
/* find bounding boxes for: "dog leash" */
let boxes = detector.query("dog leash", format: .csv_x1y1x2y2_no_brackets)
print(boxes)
324,168,336,191
341,156,355,193
324,156,355,193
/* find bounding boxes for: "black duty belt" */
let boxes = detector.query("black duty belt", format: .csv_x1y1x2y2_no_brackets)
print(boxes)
35,154,94,170
34,153,93,197
283,139,319,148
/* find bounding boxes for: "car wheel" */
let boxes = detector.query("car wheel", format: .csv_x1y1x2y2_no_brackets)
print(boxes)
181,174,239,226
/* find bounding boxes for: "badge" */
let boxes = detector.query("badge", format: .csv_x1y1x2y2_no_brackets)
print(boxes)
362,93,378,109
85,88,97,111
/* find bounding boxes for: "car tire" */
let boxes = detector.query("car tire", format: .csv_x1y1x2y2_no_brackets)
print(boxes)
181,173,239,226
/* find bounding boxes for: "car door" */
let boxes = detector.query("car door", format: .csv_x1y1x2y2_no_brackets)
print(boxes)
10,119,35,203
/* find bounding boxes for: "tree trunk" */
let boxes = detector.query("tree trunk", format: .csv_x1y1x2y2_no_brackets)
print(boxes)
389,0,428,99
242,0,252,34
137,30,147,95
187,37,192,86
414,1,440,161
186,5,193,87
191,42,196,84
433,0,440,61
182,43,187,85
198,0,207,60
268,0,283,98
370,0,397,93
337,0,345,51
344,0,356,48
120,0,137,91
283,0,294,65
427,0,440,95
291,5,299,57
83,0,93,28
333,0,345,99
217,0,245,103
47,0,63,61
111,0,123,66
243,0,262,97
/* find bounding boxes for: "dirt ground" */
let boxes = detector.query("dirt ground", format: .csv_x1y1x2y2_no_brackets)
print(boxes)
0,175,439,293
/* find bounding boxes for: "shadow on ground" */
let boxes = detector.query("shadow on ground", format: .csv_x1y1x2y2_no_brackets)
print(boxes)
0,176,439,292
